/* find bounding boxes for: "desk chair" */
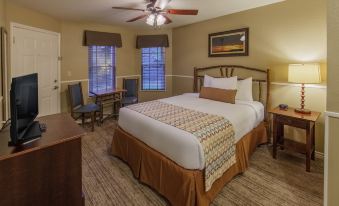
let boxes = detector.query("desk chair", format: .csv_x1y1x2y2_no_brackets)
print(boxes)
68,82,102,132
121,78,139,107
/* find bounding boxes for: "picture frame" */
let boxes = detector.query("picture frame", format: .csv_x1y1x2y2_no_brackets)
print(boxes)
208,27,249,57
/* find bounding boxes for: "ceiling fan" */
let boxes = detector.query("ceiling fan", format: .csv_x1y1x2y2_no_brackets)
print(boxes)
112,0,198,27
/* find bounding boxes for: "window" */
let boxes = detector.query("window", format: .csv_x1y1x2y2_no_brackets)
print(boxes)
88,46,116,93
141,47,165,91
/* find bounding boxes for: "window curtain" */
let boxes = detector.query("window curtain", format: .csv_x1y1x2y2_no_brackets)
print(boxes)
136,34,169,49
84,30,122,47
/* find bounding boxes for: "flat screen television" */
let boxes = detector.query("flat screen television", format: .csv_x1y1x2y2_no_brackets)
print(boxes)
10,73,42,145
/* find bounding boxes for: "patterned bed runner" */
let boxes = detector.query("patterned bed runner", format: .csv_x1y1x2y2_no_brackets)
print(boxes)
126,101,236,191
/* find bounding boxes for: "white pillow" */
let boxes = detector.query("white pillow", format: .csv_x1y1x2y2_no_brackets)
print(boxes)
210,76,238,90
203,75,214,87
236,77,253,101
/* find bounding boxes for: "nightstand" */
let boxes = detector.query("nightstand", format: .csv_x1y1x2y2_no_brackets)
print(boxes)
269,107,320,172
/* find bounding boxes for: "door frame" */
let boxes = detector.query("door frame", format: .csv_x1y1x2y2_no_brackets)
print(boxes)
10,22,61,115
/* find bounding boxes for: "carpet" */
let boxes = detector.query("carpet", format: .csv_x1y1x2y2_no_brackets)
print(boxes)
81,120,323,206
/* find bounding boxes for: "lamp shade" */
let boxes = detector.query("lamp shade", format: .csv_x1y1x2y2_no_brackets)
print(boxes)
288,64,321,84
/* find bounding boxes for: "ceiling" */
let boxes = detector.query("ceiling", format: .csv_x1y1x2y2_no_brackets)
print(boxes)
10,0,284,28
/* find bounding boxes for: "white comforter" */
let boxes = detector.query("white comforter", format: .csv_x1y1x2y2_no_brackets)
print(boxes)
118,93,264,170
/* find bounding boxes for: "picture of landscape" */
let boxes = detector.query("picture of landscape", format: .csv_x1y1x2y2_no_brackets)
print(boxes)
209,28,249,57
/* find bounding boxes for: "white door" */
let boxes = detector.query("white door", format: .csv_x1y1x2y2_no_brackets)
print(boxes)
11,24,60,116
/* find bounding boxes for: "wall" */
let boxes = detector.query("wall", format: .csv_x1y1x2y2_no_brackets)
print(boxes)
5,1,61,33
3,1,173,113
327,0,339,205
60,22,173,112
130,28,173,103
172,0,327,152
0,0,5,27
0,0,5,124
60,21,137,112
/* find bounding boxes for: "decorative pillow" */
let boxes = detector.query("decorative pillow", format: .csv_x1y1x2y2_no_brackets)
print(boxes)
236,77,253,101
210,76,238,90
199,87,237,104
203,75,214,87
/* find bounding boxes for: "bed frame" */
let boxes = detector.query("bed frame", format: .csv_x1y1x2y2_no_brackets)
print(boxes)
193,65,270,121
112,65,270,206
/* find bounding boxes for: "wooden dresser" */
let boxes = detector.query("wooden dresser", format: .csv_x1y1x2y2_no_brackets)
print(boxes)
0,113,86,206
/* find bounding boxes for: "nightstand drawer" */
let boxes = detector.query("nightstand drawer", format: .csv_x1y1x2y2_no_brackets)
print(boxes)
276,115,308,128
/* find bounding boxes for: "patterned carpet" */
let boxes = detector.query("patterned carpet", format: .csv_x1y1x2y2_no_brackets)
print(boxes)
81,120,323,206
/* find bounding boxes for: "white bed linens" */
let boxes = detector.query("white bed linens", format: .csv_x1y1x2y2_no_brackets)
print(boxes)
118,93,264,170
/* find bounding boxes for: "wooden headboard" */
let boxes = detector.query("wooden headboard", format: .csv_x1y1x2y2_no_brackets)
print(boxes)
193,65,270,121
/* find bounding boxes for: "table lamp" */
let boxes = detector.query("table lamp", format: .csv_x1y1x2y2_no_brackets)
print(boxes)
288,64,321,114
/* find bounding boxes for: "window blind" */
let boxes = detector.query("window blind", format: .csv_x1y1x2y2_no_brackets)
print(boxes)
88,46,116,93
141,47,165,91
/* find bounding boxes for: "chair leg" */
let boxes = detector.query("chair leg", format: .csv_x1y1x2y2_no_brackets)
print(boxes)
81,113,85,127
91,112,95,132
100,104,104,123
96,111,100,126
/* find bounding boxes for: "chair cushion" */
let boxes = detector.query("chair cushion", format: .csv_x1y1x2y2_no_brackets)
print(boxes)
121,97,138,105
74,103,100,113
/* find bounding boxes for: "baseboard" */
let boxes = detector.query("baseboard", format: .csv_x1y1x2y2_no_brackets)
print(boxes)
315,151,324,159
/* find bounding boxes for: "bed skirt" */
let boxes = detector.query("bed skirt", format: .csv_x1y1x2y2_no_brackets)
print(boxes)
111,122,268,206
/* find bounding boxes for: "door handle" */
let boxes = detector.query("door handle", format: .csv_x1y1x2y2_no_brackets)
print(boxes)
54,86,59,90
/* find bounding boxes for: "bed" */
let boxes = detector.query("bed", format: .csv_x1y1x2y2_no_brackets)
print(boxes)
111,65,270,206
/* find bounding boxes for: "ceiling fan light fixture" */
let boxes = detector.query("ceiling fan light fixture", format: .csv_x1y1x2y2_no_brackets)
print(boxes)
146,14,156,26
156,14,166,26
146,14,166,27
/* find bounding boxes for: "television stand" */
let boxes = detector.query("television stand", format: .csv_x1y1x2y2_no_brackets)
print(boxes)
0,114,86,206
8,121,42,146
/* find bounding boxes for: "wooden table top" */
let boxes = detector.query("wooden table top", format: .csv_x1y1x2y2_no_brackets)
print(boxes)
0,113,86,160
90,89,127,97
269,107,321,122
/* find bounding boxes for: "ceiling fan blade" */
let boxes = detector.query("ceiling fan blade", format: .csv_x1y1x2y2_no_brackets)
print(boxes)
112,7,145,12
163,15,172,24
166,9,198,15
153,0,171,10
126,14,148,22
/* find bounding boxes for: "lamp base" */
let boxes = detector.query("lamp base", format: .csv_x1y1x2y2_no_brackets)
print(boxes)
295,108,311,114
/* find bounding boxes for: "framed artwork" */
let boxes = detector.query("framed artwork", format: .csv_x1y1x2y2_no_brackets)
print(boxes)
208,28,249,57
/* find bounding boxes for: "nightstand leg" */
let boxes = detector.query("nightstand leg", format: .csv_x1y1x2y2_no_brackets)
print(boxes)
311,124,316,160
273,115,278,159
306,125,311,172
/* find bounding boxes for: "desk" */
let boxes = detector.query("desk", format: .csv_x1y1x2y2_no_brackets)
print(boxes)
269,107,320,172
0,113,86,206
91,89,127,121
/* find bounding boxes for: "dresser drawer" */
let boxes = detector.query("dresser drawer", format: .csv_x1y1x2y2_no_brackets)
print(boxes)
276,115,308,128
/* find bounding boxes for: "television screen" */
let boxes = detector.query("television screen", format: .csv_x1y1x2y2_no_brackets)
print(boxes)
10,73,40,145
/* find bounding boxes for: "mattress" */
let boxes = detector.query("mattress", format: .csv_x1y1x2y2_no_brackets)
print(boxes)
118,93,264,170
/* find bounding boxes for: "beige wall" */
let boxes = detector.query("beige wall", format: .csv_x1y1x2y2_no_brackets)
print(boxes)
327,0,339,205
2,1,61,119
3,1,173,113
133,28,173,103
60,21,138,112
0,0,5,124
172,0,327,152
5,1,61,33
60,22,173,112
0,0,5,27
173,0,326,87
